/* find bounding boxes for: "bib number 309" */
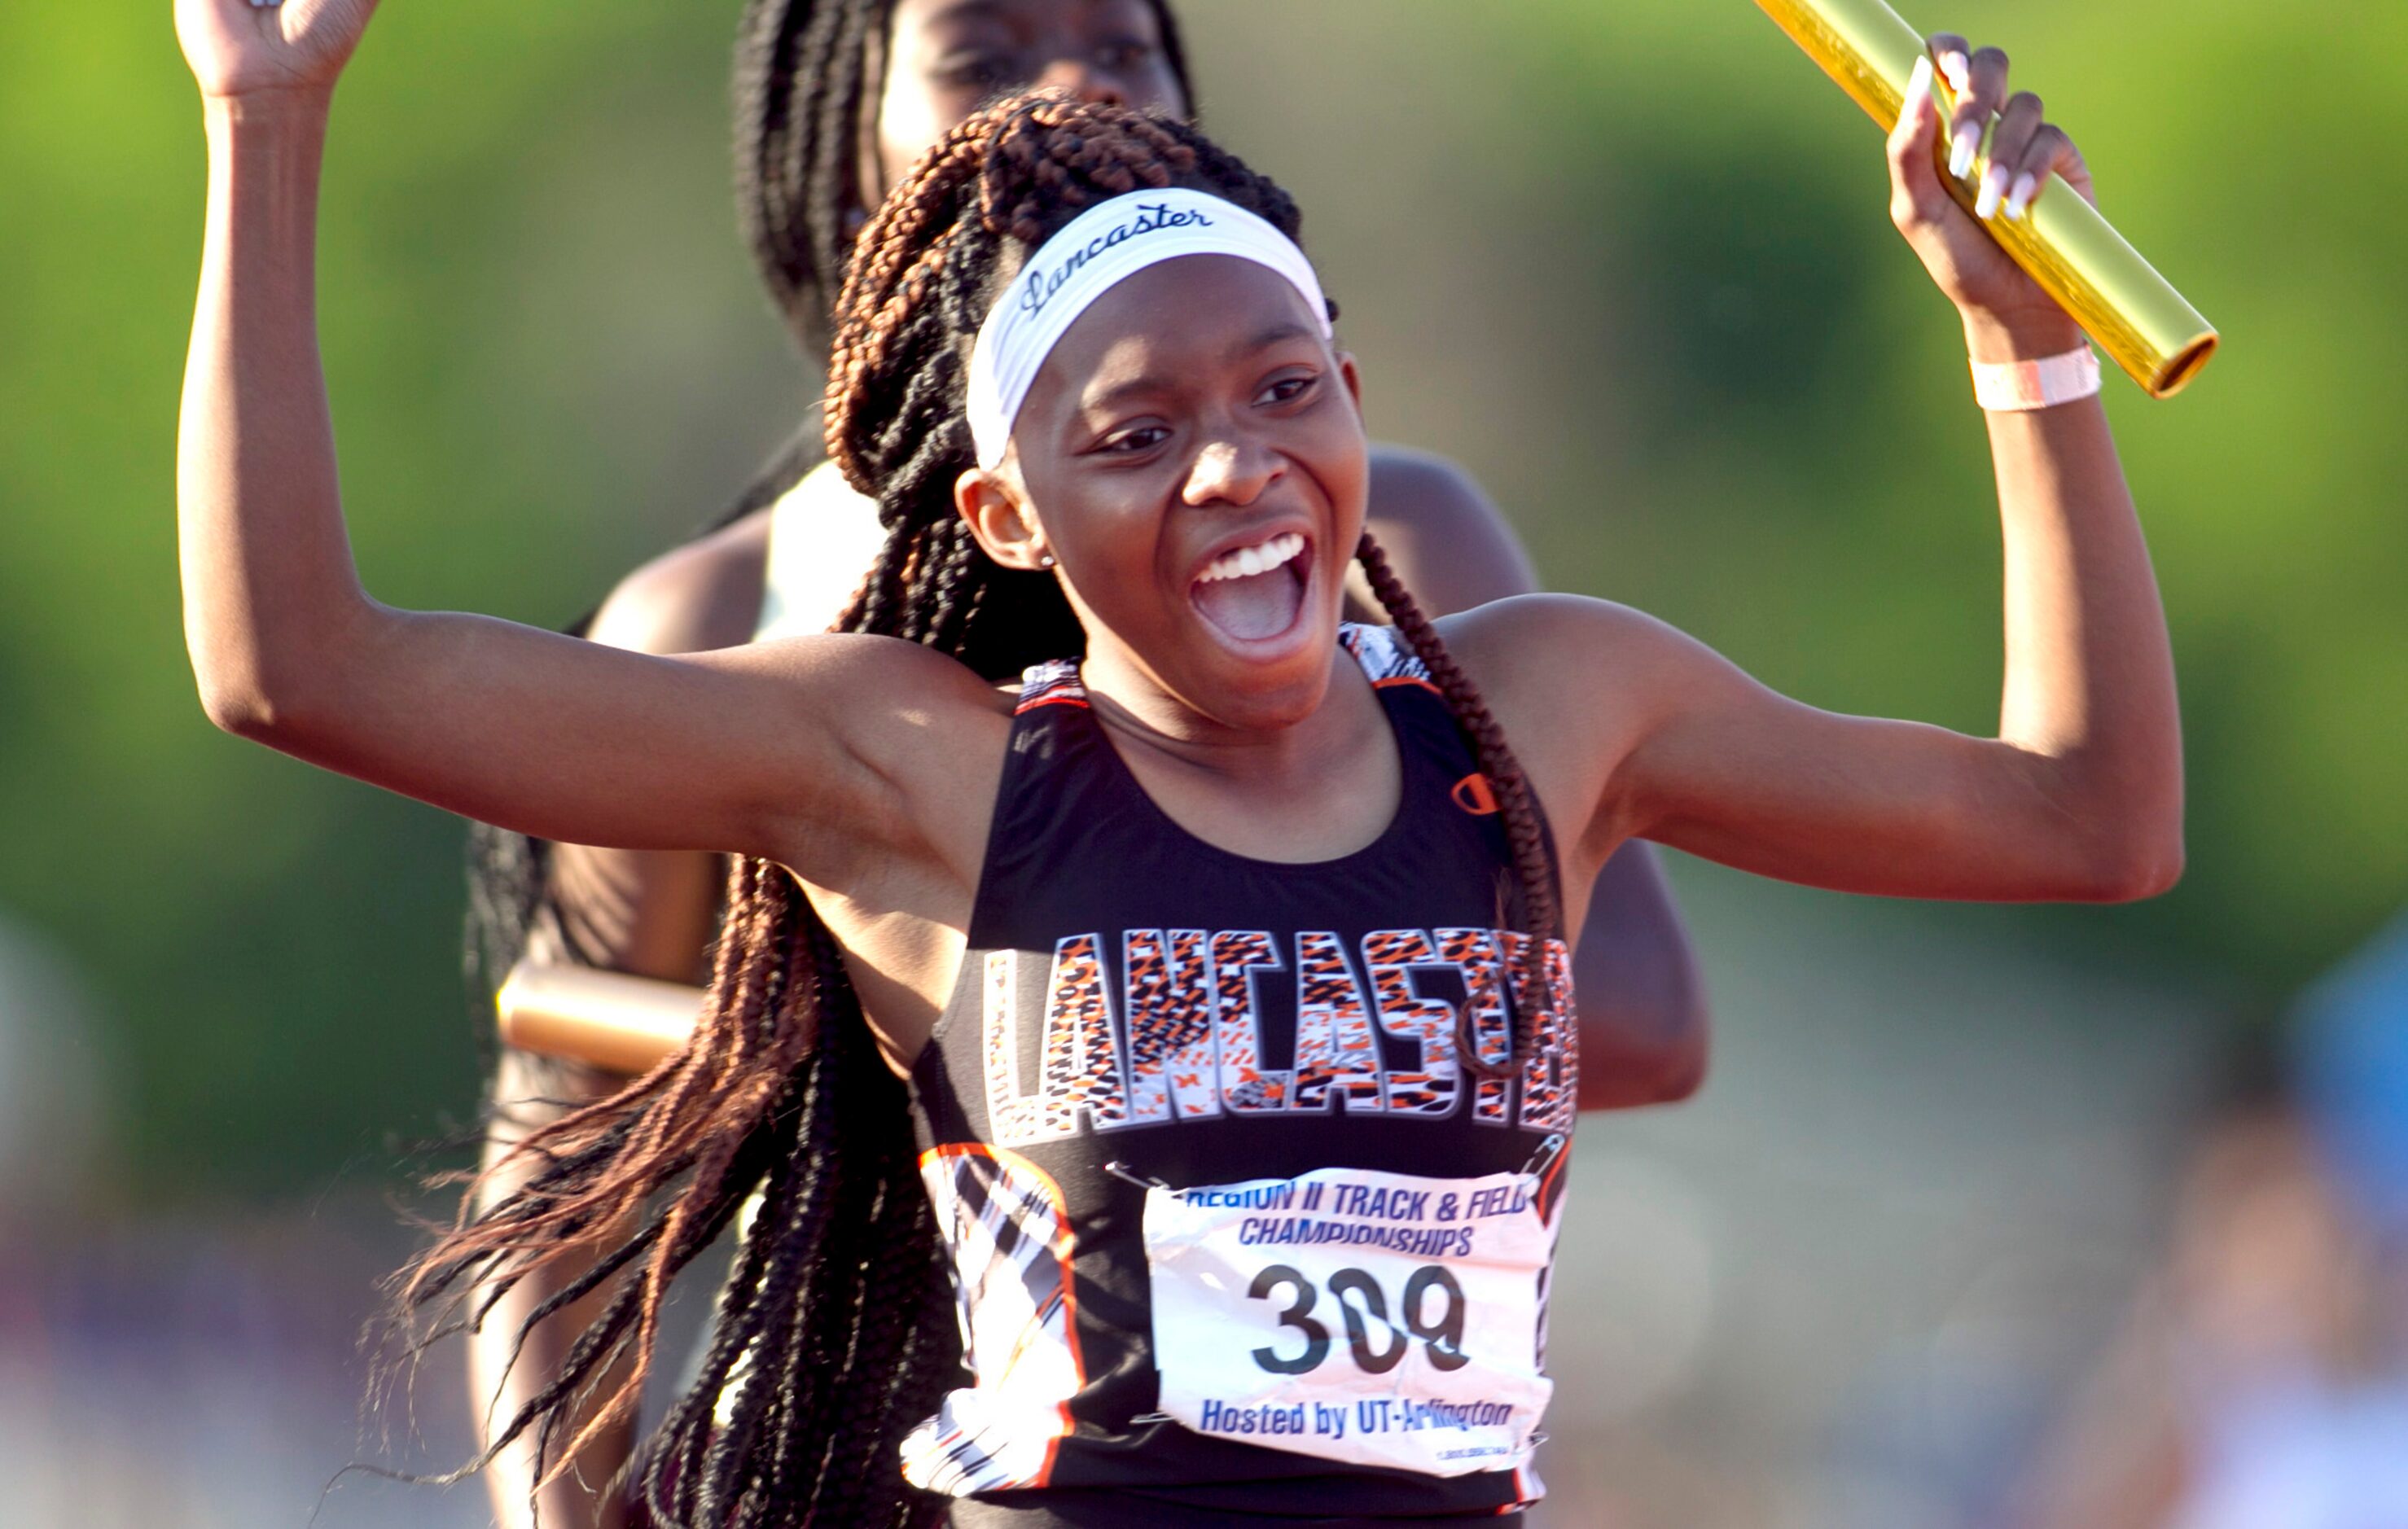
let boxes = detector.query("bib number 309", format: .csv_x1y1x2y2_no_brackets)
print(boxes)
1247,1263,1467,1375
1143,1164,1555,1479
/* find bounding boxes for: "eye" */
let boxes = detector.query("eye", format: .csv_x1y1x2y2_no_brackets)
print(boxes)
933,49,1016,91
1094,423,1172,456
1096,37,1160,72
1255,372,1319,408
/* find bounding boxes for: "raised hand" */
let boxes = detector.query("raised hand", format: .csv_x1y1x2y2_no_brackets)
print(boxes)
175,0,379,102
1888,34,2094,347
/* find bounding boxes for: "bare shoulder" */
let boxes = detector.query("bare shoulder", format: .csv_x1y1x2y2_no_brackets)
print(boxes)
1362,445,1536,616
1439,593,1697,690
1439,595,1717,765
1415,597,1722,869
721,631,1014,781
694,630,1014,887
585,510,775,657
726,629,1002,707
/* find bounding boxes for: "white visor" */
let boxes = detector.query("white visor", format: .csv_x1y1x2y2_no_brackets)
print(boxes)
965,187,1332,470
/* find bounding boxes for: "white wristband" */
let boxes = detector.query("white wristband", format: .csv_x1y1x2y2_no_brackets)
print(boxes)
1970,344,2103,412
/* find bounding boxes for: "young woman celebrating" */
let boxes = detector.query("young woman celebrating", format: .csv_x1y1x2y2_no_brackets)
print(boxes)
473,0,1703,1102
476,6,1705,1515
173,1,2182,1524
476,0,1704,1158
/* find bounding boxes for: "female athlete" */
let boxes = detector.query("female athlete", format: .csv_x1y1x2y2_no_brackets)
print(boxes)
472,7,1708,1517
173,0,2182,1522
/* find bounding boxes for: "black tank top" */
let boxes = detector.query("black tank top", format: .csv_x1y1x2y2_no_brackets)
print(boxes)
900,625,1579,1521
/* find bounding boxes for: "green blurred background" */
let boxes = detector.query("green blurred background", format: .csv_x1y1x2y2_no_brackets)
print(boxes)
5,0,2396,1198
4,0,2388,1203
6,2,2405,1521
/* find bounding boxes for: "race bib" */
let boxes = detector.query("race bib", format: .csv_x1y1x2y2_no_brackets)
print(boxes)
1144,1163,1555,1478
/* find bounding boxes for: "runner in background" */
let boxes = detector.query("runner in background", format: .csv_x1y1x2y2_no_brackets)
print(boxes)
465,6,1708,1520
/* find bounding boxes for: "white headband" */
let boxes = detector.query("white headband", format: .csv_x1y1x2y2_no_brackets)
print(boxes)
965,187,1332,470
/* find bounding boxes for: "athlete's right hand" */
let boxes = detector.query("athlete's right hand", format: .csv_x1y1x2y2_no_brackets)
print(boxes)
176,0,378,102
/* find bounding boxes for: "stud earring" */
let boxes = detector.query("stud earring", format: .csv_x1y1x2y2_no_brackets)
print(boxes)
1039,552,1058,569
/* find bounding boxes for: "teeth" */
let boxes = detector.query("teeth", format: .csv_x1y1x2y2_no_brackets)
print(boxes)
1198,532,1305,585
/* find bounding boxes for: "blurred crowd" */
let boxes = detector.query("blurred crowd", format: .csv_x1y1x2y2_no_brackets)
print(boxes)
2009,918,2408,1529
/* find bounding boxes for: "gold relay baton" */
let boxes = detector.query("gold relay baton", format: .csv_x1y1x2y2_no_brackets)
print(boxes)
497,958,700,1076
1754,0,2218,397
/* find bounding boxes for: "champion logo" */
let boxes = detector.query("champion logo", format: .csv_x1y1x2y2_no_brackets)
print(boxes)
1451,773,1500,817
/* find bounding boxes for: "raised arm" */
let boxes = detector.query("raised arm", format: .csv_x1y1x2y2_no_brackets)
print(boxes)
172,0,958,873
1480,39,2182,907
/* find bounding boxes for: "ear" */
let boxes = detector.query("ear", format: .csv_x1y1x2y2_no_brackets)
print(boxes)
955,463,1052,572
1337,349,1364,414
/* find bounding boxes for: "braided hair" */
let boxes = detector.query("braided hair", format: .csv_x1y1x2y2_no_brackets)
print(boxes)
412,94,1559,1528
463,0,1198,1013
735,0,1195,359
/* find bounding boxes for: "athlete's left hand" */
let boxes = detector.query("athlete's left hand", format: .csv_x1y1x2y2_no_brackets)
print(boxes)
1888,34,2094,351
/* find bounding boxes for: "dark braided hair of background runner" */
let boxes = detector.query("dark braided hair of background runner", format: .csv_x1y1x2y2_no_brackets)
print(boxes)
412,94,1559,1529
735,0,1194,358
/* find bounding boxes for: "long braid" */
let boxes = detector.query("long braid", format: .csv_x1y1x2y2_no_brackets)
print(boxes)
1355,532,1562,1071
732,0,871,357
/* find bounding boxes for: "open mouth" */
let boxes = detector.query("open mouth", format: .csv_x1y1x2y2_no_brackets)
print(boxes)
1190,532,1309,645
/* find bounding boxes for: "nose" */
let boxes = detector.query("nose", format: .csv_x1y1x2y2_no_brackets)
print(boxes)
1182,435,1281,509
1035,58,1128,108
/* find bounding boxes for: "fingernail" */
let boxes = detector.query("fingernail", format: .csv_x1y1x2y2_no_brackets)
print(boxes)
1940,51,1972,93
1950,124,1980,180
1976,164,2009,220
1902,55,1934,118
2004,172,2039,220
